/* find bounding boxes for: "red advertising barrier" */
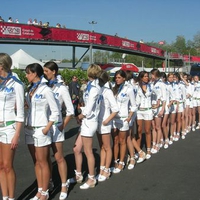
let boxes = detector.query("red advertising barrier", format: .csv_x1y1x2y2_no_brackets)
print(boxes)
2,22,199,63
0,22,165,58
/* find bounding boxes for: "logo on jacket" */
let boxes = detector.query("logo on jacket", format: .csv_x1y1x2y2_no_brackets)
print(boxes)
4,87,14,93
55,93,59,98
35,94,43,99
121,93,127,97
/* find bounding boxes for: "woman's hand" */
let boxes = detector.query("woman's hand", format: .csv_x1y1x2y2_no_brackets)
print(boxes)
42,127,49,135
11,135,19,150
102,119,109,126
58,124,64,132
124,117,131,123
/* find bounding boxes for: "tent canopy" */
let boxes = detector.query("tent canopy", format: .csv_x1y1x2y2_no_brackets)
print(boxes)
120,63,139,72
11,49,44,69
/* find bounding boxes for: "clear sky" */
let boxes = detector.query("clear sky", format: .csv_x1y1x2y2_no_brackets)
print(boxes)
0,0,200,60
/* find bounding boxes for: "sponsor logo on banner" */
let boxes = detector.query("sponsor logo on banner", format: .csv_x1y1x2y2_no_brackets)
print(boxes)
151,48,158,53
122,41,134,48
122,40,130,47
77,33,96,41
0,25,21,35
77,33,89,40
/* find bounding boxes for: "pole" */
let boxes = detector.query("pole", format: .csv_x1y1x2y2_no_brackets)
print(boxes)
89,43,93,64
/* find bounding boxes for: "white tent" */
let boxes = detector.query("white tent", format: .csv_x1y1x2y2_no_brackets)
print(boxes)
11,49,44,69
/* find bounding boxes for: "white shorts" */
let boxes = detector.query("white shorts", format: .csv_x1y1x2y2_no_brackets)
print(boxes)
171,104,177,114
164,105,170,115
185,98,190,106
137,110,153,120
189,99,194,108
193,99,200,107
80,119,98,137
152,106,163,118
177,103,184,113
51,124,65,143
97,121,112,134
0,123,17,144
112,117,129,131
129,112,137,127
25,126,52,147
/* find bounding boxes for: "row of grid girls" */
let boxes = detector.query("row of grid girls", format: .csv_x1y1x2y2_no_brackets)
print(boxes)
1,53,200,199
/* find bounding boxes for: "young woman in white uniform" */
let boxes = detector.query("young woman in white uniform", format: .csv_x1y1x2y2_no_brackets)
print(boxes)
160,72,175,148
0,53,24,200
96,71,119,181
125,71,146,167
187,75,195,132
43,62,74,200
189,76,196,131
24,63,59,200
68,64,103,189
111,70,137,174
193,75,200,130
181,73,191,137
136,71,153,159
173,73,186,141
168,73,179,144
150,69,166,154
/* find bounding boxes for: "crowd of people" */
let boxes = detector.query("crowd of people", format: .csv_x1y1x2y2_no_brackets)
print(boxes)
0,15,65,29
0,52,200,200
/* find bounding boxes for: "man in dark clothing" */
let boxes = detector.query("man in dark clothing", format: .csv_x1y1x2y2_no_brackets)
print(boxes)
68,75,80,116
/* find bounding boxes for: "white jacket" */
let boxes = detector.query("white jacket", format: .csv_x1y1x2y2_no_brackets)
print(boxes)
98,82,119,122
115,82,137,118
52,82,74,120
136,83,152,108
81,79,102,121
25,78,59,127
0,76,24,122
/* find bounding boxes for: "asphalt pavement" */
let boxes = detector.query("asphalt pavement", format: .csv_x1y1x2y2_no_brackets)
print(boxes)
3,118,200,200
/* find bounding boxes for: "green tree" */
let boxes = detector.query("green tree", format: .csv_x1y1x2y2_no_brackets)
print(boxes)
12,68,28,86
60,68,87,85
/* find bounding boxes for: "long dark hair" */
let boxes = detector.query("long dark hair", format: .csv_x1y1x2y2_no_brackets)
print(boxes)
44,61,59,75
137,71,149,96
98,70,111,88
25,63,44,91
173,72,181,81
112,70,126,95
150,68,160,79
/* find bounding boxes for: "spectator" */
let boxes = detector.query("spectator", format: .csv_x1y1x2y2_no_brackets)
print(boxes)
43,22,49,28
15,19,19,23
33,19,38,25
0,16,4,22
27,18,32,24
68,75,80,116
79,78,87,107
38,21,43,26
8,17,13,22
56,23,61,28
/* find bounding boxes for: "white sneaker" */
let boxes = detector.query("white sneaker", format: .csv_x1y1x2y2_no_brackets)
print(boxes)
151,148,158,154
146,153,151,159
169,140,173,145
164,143,169,149
196,124,200,129
192,127,195,131
181,135,185,139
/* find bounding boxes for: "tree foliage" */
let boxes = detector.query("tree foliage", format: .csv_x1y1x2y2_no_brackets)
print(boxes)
59,68,87,85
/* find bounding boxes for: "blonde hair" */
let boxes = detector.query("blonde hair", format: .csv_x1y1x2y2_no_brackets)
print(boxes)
87,64,102,79
0,53,12,73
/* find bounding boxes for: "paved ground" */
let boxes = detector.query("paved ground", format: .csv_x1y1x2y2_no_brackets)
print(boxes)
2,119,200,200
